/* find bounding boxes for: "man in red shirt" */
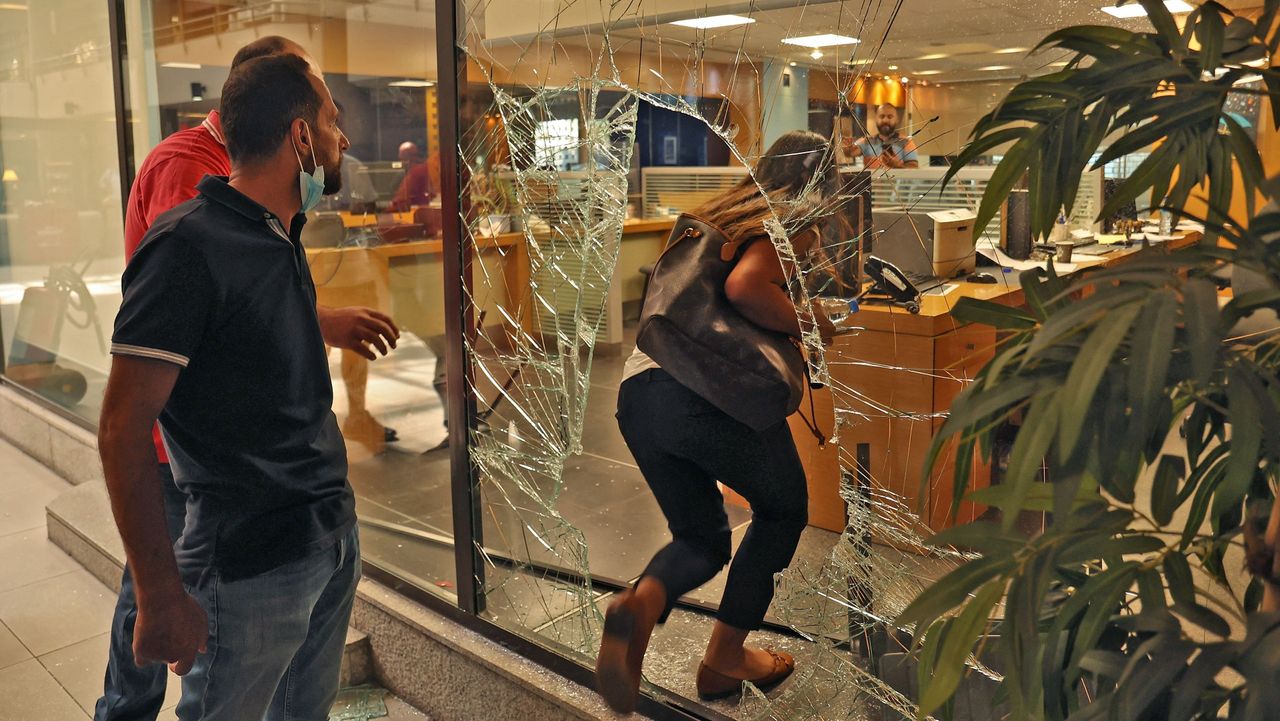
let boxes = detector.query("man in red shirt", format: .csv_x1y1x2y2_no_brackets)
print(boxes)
389,141,437,211
95,36,399,721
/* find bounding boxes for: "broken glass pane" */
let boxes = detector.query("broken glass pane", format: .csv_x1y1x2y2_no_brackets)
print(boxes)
452,0,1140,716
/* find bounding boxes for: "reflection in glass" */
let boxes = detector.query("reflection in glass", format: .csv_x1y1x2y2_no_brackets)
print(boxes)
0,1,123,421
124,2,457,599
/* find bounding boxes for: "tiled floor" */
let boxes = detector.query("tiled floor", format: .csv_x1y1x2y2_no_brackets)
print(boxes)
0,439,180,721
0,439,429,721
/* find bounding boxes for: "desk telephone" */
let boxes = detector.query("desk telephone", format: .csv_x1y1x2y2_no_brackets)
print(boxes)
860,255,922,314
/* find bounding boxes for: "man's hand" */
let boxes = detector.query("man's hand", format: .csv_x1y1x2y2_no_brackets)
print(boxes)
881,151,905,169
134,588,208,675
317,306,400,360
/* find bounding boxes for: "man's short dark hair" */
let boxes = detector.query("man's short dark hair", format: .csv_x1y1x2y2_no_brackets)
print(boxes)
220,54,321,164
877,102,899,114
230,36,294,70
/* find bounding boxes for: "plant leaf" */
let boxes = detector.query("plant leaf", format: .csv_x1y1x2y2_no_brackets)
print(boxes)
917,579,1005,717
1151,454,1187,526
1058,304,1142,456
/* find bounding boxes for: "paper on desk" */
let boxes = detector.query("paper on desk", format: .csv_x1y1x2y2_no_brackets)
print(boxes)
977,239,1078,274
1096,234,1127,244
1177,220,1205,232
922,283,959,297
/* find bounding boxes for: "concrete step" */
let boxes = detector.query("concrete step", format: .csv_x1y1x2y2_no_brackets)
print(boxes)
45,481,373,686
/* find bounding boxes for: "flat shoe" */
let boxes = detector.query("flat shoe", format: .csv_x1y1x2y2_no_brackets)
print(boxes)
595,591,645,714
695,649,795,701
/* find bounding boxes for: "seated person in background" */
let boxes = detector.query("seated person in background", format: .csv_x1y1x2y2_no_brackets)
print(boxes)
846,103,919,169
389,141,436,211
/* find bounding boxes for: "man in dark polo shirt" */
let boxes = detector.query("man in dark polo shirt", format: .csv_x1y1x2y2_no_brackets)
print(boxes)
98,54,361,719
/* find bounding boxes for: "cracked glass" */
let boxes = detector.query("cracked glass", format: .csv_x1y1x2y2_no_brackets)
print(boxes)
41,0,1210,718
450,0,1184,717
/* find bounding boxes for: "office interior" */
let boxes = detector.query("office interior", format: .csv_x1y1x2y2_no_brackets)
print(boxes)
1,0,1276,717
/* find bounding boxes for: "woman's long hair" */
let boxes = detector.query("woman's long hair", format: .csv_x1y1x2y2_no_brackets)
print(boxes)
691,130,839,247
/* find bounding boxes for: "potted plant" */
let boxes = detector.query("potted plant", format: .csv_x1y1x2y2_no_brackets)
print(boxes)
897,1,1280,719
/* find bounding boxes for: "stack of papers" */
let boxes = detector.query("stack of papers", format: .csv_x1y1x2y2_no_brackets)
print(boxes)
976,239,1079,274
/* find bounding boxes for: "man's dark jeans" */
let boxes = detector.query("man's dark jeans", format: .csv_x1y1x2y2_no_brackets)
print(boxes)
94,463,186,721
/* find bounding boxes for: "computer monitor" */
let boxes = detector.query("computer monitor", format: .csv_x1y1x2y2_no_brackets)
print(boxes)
869,207,978,281
870,207,935,280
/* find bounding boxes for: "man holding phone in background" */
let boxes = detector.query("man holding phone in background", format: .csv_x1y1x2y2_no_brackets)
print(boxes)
847,103,919,169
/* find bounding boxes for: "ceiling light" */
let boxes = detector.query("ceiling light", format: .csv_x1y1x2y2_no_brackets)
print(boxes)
788,61,797,67
161,62,202,70
0,3,29,9
782,34,860,48
1101,0,1192,18
915,70,942,75
995,47,1028,54
810,49,824,60
900,76,909,83
389,80,435,87
978,65,1012,71
918,53,948,60
2,169,17,182
669,14,755,29
888,64,899,70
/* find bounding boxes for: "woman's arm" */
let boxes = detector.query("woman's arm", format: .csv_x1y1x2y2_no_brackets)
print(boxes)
724,231,836,343
724,239,799,336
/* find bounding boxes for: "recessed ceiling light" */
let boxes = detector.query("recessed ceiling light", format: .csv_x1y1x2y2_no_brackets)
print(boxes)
900,76,909,83
995,47,1028,54
0,3,29,9
888,64,899,70
670,14,755,29
789,61,797,67
782,34,860,48
1101,0,1192,18
918,53,948,60
915,70,942,75
389,79,435,87
811,49,824,60
161,62,202,70
978,65,1012,71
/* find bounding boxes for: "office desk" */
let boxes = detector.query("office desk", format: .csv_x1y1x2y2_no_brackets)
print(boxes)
773,232,1203,534
306,218,676,345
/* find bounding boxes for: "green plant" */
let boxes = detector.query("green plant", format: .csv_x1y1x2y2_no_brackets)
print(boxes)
898,1,1280,719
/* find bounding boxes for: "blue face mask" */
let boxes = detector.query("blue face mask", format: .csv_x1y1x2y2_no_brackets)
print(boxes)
292,125,325,213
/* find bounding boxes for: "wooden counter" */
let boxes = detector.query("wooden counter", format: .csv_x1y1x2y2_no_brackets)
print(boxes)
778,232,1202,534
305,218,676,344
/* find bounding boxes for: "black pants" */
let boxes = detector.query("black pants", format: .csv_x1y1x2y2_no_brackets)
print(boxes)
616,368,808,631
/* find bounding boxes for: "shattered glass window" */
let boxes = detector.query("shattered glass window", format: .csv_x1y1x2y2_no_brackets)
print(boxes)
445,0,1179,716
